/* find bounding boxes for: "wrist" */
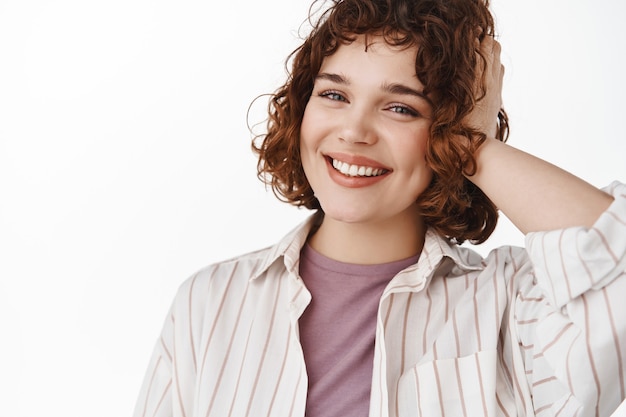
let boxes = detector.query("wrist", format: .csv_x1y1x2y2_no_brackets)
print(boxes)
465,137,503,181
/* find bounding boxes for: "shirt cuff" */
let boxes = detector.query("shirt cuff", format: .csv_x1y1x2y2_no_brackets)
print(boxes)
525,181,626,308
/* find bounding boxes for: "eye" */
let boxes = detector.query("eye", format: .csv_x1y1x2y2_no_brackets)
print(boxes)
387,104,419,117
319,90,348,102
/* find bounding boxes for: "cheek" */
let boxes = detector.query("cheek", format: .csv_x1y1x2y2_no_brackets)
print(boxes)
398,128,430,163
299,106,316,152
299,115,316,175
299,103,331,161
416,128,432,165
397,129,433,187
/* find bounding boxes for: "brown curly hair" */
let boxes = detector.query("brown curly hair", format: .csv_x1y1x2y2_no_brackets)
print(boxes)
252,0,509,244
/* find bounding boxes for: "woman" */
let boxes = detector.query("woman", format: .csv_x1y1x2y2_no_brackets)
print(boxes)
134,0,626,416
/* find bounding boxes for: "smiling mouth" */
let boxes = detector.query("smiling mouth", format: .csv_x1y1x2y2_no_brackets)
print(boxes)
330,158,389,177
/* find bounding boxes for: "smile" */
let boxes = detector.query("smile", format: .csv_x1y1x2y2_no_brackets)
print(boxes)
331,158,389,177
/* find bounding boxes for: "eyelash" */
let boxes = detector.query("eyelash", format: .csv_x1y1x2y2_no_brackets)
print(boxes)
387,104,419,117
318,90,420,117
319,90,347,102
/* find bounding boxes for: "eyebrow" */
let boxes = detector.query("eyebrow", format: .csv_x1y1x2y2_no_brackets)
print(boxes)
382,82,430,103
316,72,348,85
316,72,431,104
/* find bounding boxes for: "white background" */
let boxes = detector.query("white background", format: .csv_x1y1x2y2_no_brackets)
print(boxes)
1,0,625,415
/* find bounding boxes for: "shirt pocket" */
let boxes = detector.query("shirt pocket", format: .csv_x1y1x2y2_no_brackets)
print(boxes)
396,350,506,417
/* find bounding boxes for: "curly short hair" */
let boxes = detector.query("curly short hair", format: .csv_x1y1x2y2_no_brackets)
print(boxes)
252,0,509,244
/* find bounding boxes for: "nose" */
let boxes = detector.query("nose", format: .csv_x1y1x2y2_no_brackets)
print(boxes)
338,105,377,145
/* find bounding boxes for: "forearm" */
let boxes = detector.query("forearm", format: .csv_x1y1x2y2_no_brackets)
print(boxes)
467,138,613,234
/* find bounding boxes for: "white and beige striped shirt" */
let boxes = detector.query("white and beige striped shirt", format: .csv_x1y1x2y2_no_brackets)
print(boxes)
134,182,626,417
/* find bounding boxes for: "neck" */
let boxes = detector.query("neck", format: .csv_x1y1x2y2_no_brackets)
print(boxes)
307,210,427,265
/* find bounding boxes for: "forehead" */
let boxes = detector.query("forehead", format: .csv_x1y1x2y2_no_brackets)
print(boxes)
319,35,420,84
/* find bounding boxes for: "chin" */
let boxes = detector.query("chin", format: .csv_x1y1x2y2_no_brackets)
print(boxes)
319,203,373,225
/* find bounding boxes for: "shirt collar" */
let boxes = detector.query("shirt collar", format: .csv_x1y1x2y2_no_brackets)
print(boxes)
250,213,484,282
378,228,484,294
250,213,322,280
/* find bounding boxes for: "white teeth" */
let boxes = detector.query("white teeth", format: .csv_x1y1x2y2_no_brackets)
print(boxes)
331,158,386,177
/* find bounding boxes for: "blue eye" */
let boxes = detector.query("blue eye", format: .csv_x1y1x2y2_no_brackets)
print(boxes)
388,105,419,117
320,91,347,102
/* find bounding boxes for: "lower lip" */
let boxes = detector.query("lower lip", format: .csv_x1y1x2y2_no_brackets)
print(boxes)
325,158,389,188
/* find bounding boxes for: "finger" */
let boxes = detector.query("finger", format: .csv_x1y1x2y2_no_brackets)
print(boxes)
491,39,501,56
479,35,499,52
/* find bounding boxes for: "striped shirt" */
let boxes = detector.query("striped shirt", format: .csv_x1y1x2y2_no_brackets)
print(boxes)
133,181,626,417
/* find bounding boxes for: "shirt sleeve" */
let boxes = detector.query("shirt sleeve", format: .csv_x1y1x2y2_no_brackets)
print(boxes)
519,181,626,416
132,306,175,417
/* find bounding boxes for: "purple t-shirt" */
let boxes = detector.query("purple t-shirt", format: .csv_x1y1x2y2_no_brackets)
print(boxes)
298,244,419,417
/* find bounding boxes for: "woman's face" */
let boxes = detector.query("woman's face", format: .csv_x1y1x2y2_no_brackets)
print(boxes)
300,35,433,227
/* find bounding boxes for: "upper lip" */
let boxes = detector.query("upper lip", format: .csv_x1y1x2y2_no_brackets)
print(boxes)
324,152,392,171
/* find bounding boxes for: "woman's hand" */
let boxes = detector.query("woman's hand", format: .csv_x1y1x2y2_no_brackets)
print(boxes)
467,36,505,139
464,37,613,234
